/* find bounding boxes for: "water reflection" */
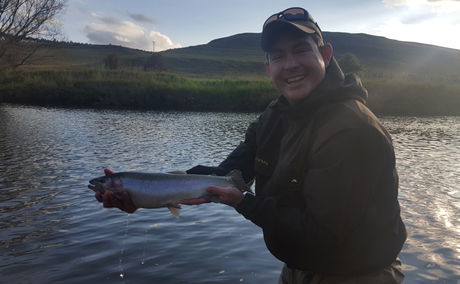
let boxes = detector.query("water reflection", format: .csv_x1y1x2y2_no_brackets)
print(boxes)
0,106,459,283
384,116,460,283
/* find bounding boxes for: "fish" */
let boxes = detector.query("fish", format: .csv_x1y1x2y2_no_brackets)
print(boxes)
88,170,249,217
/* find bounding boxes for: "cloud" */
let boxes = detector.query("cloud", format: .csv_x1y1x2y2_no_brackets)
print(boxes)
384,0,460,5
91,13,119,25
401,11,436,24
382,0,460,22
149,31,181,51
374,14,460,49
128,13,158,25
383,0,408,5
375,0,460,49
84,12,181,51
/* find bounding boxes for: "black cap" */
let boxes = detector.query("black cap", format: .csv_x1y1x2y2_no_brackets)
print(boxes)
261,8,323,51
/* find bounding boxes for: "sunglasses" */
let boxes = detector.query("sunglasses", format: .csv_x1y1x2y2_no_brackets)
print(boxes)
263,7,318,29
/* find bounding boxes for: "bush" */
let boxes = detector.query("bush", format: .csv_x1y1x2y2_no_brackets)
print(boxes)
104,53,120,70
338,53,363,74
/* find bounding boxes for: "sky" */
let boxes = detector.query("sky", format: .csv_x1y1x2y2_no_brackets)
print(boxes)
59,0,460,52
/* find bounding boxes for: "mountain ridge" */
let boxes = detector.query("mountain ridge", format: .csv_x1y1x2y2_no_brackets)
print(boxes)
2,31,459,115
158,32,460,81
9,31,460,84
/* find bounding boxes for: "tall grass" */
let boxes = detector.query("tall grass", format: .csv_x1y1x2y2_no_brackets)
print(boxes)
0,69,278,111
366,79,460,115
1,69,459,115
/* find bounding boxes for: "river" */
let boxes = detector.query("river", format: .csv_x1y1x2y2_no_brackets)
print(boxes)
0,105,459,283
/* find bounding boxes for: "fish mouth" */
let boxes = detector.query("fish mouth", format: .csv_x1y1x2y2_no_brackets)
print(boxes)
88,179,103,192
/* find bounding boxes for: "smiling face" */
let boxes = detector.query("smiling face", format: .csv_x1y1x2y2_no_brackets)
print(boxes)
265,33,333,104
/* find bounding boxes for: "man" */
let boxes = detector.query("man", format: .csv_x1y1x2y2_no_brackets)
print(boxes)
96,7,406,283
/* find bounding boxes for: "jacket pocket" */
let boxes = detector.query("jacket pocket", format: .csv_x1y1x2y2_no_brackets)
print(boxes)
274,170,306,208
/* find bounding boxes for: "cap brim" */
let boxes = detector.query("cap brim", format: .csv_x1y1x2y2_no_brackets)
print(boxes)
261,20,319,51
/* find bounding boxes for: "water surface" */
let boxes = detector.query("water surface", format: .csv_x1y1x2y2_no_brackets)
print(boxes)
0,105,459,283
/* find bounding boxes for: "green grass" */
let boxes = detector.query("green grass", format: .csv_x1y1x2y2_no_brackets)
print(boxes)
366,79,460,115
1,68,459,115
0,69,278,111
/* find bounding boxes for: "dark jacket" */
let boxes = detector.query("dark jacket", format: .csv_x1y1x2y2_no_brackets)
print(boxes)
187,58,406,276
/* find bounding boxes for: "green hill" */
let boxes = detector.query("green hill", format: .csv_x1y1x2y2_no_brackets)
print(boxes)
15,32,460,83
160,32,460,83
323,32,460,84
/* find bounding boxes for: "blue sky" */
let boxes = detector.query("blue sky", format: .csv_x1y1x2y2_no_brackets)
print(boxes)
60,0,460,51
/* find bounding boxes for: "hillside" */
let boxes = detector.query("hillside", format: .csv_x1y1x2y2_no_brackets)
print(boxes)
2,32,460,115
323,32,460,83
160,32,460,83
13,32,460,84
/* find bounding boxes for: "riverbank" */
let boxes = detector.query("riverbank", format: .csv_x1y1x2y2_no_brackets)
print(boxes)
1,69,459,115
0,69,277,112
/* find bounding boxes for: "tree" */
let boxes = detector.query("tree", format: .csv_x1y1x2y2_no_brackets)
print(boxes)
143,52,166,71
0,0,66,69
338,53,363,74
104,53,120,70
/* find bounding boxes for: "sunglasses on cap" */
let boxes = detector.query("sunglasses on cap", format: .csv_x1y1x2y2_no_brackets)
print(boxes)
263,7,319,29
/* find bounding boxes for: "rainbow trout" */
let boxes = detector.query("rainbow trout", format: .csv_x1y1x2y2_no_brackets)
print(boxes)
88,170,249,217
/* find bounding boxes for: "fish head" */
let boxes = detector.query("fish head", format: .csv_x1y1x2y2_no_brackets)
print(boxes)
88,173,124,193
88,175,112,193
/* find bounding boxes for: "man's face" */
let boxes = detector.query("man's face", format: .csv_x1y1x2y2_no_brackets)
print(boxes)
265,34,332,103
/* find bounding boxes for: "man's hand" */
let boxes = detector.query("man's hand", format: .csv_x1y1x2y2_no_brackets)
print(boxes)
181,186,244,208
94,168,138,214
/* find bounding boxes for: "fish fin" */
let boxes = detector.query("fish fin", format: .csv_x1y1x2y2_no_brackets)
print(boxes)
167,204,181,218
104,168,115,175
226,170,251,193
167,170,187,174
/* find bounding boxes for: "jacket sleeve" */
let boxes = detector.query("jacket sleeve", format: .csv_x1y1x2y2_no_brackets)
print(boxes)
186,118,258,183
235,125,397,270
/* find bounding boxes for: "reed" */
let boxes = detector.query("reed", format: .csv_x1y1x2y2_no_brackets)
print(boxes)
0,69,278,111
1,69,459,115
366,79,460,116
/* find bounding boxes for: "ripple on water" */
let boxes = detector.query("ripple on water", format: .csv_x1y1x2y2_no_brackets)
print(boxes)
0,107,459,283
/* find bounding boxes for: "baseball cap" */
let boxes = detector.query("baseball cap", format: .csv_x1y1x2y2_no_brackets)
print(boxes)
261,7,323,51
